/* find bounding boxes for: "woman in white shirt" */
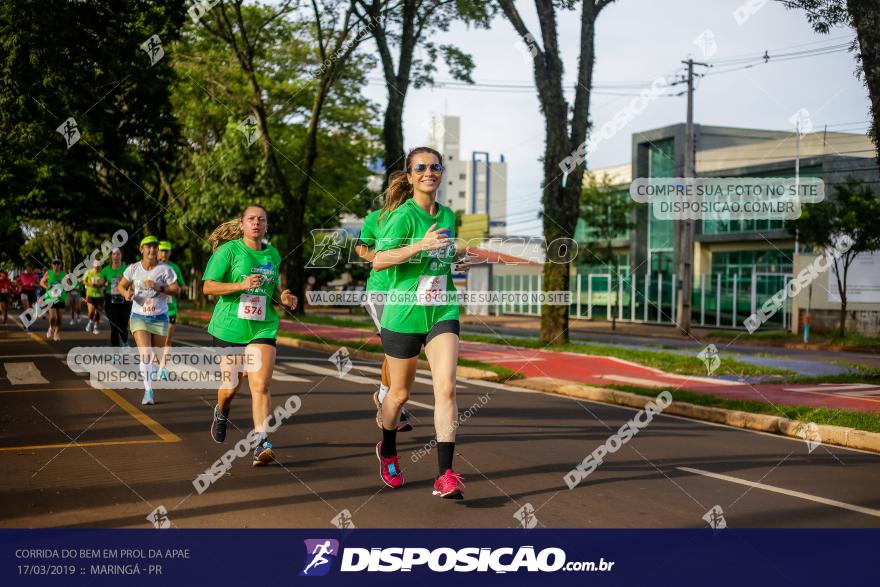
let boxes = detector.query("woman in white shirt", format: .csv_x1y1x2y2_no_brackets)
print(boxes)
117,236,180,405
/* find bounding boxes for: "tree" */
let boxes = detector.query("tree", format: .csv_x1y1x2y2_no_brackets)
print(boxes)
788,177,880,336
174,2,377,305
196,0,375,313
354,0,491,185
0,0,187,259
497,0,616,344
780,0,880,165
580,172,633,330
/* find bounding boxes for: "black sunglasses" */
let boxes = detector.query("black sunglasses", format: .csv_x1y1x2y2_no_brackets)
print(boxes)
412,163,443,173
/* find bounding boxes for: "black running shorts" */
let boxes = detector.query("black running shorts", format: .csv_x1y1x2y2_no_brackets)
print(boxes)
212,336,277,347
381,319,460,359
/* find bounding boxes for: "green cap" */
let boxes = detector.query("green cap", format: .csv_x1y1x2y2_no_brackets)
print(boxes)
158,240,172,251
140,235,159,247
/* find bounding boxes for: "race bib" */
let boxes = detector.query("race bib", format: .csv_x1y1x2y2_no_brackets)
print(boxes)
417,274,446,306
141,296,156,315
238,294,267,320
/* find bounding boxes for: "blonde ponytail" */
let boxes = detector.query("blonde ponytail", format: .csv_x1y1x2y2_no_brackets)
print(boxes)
208,219,242,252
380,171,412,222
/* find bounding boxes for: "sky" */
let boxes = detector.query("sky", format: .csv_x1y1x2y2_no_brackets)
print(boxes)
359,0,870,237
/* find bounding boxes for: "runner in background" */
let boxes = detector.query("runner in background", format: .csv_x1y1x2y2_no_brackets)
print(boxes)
117,236,179,405
67,274,82,325
203,204,297,466
17,266,39,322
100,248,131,347
157,240,185,380
0,270,12,324
355,206,413,432
82,261,105,335
39,259,66,341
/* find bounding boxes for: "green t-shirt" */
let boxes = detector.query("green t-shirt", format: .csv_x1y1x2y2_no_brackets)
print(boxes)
375,198,459,334
203,239,282,344
44,269,67,304
83,269,104,298
359,209,389,293
162,261,185,316
99,265,126,298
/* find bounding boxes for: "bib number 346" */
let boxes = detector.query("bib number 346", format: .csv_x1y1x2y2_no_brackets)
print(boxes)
238,295,267,320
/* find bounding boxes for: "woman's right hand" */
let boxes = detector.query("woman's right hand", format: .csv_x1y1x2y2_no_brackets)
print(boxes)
418,223,450,252
240,274,263,291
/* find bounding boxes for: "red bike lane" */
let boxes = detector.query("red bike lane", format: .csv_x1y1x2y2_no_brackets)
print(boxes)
183,311,880,414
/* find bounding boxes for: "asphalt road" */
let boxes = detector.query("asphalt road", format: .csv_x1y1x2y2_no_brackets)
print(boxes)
1,318,879,529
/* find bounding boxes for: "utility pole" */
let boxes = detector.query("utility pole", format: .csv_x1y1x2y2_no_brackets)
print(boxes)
676,58,708,336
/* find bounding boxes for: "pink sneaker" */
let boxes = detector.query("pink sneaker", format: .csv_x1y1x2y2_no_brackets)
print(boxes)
376,442,404,488
433,469,465,499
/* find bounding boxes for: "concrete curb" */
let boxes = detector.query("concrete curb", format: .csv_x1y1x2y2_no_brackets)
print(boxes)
509,377,880,454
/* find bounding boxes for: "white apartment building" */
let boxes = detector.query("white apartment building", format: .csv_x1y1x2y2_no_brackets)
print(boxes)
426,115,508,236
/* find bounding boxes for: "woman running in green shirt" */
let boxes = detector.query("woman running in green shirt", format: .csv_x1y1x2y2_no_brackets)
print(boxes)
372,147,466,499
157,240,186,380
39,259,66,341
203,204,298,466
355,206,413,433
83,261,106,335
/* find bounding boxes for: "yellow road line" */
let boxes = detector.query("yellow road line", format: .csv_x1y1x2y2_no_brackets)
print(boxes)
0,439,171,452
15,328,181,444
98,387,181,443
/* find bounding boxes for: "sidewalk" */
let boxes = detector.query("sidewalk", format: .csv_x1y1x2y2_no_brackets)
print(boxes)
181,310,880,414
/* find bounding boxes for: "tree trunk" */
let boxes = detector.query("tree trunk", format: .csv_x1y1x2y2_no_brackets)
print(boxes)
848,0,880,165
382,88,407,185
287,81,331,315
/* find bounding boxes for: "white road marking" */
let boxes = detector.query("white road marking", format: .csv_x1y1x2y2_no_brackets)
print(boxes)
272,370,309,382
4,362,49,385
678,466,880,519
0,353,65,359
352,364,468,388
785,383,879,393
284,362,377,385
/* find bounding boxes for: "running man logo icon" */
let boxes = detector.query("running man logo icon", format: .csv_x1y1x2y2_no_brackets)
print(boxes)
237,114,261,146
797,421,822,453
789,108,814,136
56,117,81,149
146,505,171,529
693,29,717,60
697,344,721,375
300,539,340,577
702,505,727,530
307,229,347,268
330,509,355,529
513,503,538,529
140,34,164,66
329,347,353,378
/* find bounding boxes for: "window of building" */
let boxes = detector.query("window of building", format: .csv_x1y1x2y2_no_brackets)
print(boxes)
459,191,466,198
710,249,794,275
459,173,466,180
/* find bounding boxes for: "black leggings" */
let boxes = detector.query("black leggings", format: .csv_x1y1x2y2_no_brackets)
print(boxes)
105,296,132,347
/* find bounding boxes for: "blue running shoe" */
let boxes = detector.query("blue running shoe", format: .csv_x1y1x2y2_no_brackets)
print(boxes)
158,368,169,381
253,439,274,466
211,405,229,443
141,389,155,405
